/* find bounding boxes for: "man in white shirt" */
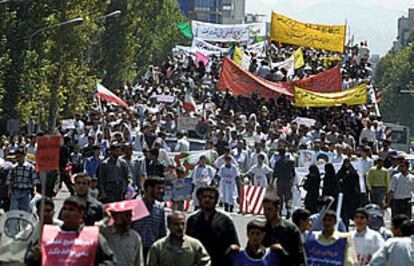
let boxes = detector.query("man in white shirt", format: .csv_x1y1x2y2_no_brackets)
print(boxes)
358,147,374,205
232,140,249,173
190,156,216,209
174,131,190,152
218,155,240,213
351,208,384,266
388,160,414,218
244,154,273,188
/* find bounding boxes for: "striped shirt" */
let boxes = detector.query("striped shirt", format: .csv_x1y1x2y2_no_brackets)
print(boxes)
6,162,39,190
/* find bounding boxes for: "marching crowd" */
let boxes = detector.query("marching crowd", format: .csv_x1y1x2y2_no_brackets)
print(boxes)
0,38,413,266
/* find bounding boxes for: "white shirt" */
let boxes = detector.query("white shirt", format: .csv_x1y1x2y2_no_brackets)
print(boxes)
351,228,385,266
214,155,238,169
370,236,414,266
246,164,273,187
248,151,269,169
358,157,374,193
174,138,190,152
389,172,414,199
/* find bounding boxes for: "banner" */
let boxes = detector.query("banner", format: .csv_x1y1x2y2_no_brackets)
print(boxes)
173,150,213,178
154,94,175,103
233,46,244,65
218,58,341,99
271,56,295,77
195,51,209,66
164,178,193,201
177,116,198,131
191,38,229,54
295,83,367,107
218,57,293,99
192,20,266,42
173,45,226,57
36,135,61,172
42,225,99,266
245,41,265,55
305,234,348,266
294,117,316,128
270,12,346,53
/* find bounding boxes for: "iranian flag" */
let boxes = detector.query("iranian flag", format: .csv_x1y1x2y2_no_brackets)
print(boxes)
96,81,129,108
183,88,197,112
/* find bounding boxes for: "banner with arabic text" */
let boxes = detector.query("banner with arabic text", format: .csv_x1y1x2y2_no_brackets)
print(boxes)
192,20,266,42
270,12,346,52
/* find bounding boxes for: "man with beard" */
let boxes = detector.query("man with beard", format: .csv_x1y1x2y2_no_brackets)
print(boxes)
101,202,144,266
147,212,211,266
132,177,166,260
186,186,239,266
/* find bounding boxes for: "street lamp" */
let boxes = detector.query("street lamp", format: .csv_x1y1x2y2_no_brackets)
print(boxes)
94,10,122,21
28,17,84,50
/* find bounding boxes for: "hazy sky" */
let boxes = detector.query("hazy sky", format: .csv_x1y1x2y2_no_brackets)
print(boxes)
246,0,414,55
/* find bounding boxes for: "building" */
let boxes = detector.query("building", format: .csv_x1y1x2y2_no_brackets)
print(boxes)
393,8,414,51
178,0,246,24
245,13,266,23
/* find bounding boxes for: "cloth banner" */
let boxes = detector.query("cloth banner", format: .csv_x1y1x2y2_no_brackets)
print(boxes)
155,94,175,103
233,46,244,65
173,150,213,178
175,22,193,38
177,116,199,131
164,178,193,201
245,41,265,55
192,38,229,53
192,20,266,42
295,83,367,107
271,56,295,77
218,57,342,99
294,117,316,128
42,225,99,266
270,12,346,53
173,45,226,57
104,198,149,226
36,135,61,172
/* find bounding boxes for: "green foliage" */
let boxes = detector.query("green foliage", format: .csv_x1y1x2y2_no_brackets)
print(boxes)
375,37,414,131
0,0,185,133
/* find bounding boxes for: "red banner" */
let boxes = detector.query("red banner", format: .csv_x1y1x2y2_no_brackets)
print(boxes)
42,225,99,266
218,57,341,99
36,135,61,172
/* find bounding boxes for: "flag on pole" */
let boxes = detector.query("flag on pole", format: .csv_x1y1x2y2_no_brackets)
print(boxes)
290,48,305,69
175,22,193,38
96,81,129,109
233,46,244,65
195,51,209,66
240,185,266,214
183,88,197,112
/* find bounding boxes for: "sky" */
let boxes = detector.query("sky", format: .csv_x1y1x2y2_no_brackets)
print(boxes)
246,0,414,56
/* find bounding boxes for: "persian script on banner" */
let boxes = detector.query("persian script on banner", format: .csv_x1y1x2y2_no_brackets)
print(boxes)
192,20,266,42
192,38,230,54
270,12,346,53
295,83,367,107
218,57,341,100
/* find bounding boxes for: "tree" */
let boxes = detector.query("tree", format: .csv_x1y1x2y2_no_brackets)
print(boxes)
375,35,414,130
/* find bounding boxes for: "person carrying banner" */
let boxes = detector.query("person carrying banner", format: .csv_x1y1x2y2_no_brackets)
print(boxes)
100,199,144,266
26,196,115,265
305,210,355,266
218,155,240,213
262,195,305,266
186,186,239,266
350,208,384,266
229,219,281,266
147,211,211,266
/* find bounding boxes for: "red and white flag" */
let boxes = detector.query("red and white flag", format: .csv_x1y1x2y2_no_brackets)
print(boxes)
96,81,129,108
183,88,197,112
240,185,266,214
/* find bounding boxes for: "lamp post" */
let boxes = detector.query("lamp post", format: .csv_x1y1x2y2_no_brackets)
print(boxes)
94,10,121,21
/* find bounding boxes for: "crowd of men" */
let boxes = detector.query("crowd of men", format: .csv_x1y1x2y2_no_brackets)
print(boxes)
0,38,413,266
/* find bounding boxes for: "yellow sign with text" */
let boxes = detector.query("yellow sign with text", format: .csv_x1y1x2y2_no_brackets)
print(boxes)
295,83,367,107
271,12,346,53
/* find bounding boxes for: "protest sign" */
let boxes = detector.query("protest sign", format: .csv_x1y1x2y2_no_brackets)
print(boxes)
191,38,229,53
104,198,149,226
171,178,193,201
155,94,175,103
195,51,209,66
177,116,199,131
305,233,348,266
271,12,346,52
294,117,317,128
271,56,295,77
36,135,61,172
42,225,99,265
60,119,75,130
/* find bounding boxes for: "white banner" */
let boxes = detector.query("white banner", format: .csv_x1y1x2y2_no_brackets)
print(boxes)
177,116,199,131
271,56,295,77
245,41,265,54
191,38,230,54
192,21,266,42
294,117,317,128
173,45,225,57
155,94,175,103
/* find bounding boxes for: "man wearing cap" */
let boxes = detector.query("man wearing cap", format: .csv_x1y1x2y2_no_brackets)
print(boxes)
147,211,211,266
26,196,115,265
98,142,132,203
6,149,39,212
101,201,144,266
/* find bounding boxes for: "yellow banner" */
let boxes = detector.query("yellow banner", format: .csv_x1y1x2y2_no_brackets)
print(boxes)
290,48,305,69
295,83,367,107
270,12,346,53
320,56,342,68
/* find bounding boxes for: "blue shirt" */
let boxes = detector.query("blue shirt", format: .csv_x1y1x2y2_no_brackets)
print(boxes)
132,200,166,248
84,157,102,177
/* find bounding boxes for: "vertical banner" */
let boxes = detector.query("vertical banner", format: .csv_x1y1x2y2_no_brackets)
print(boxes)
35,135,61,172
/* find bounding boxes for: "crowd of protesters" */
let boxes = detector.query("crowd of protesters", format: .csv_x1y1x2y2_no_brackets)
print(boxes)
0,38,413,266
